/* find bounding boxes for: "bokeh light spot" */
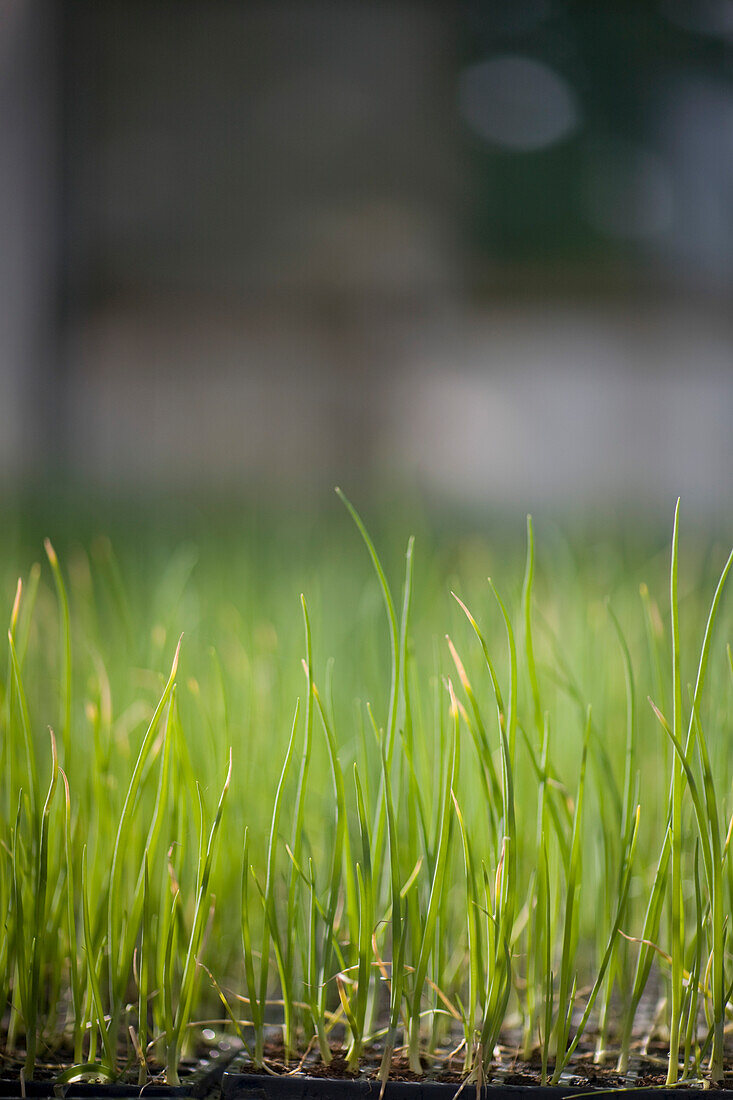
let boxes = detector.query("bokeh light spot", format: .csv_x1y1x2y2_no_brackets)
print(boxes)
458,54,580,152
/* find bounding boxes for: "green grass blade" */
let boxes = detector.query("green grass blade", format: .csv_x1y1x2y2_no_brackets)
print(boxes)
336,488,399,754
168,748,232,1083
616,823,672,1074
44,540,72,764
312,685,352,1020
7,631,39,816
378,725,406,1093
551,708,590,1084
81,846,116,1074
522,515,542,736
240,828,264,1063
408,683,458,1071
24,730,59,1077
558,806,641,1076
108,637,181,1011
667,497,684,1086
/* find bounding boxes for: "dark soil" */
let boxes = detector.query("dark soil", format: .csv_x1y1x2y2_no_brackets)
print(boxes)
0,1032,240,1094
225,1035,733,1091
4,1024,733,1093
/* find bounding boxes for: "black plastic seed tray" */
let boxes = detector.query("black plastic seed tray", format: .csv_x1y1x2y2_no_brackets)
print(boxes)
221,1073,733,1100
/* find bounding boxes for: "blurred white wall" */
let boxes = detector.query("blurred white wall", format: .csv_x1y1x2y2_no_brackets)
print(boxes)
68,293,733,517
389,300,733,517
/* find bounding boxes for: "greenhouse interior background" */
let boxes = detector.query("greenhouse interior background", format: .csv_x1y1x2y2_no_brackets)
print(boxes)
0,0,731,527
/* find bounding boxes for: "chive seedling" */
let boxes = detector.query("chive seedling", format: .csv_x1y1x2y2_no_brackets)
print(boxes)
0,504,729,1085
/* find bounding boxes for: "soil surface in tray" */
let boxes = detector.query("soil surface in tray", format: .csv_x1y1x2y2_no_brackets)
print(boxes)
0,1035,240,1091
227,1036,733,1090
4,1029,733,1091
0,1054,199,1084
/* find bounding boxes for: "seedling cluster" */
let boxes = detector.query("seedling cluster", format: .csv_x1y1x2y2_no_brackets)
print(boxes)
0,495,731,1088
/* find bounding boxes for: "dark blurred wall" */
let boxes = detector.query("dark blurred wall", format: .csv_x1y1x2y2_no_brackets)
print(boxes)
68,0,460,297
61,0,463,489
0,1,58,479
